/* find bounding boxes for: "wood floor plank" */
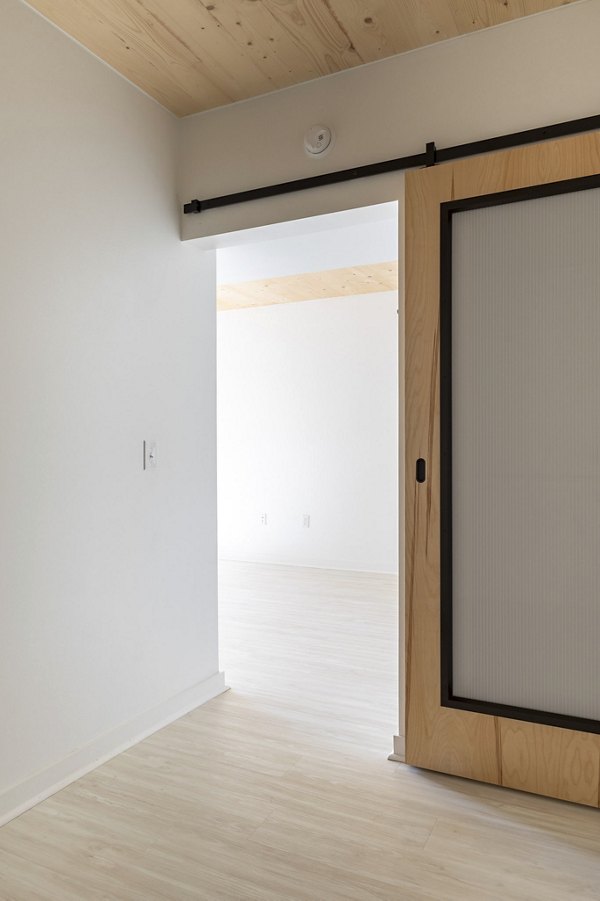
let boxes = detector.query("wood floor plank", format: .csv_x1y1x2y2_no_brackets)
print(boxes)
0,562,598,899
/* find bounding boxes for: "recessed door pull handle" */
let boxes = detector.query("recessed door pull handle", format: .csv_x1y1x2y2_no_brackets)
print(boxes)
416,458,426,483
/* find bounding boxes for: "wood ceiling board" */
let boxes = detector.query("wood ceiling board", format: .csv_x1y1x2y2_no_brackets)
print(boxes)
27,0,578,116
327,0,460,59
217,260,398,311
448,0,575,35
27,0,235,115
194,1,309,92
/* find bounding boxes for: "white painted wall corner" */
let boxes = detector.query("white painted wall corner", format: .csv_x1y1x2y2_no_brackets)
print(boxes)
0,672,227,829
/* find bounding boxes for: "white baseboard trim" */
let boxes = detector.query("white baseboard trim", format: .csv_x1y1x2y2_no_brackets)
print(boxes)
0,671,227,829
388,733,405,763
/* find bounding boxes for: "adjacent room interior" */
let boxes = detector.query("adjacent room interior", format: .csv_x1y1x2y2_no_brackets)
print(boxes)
216,204,399,753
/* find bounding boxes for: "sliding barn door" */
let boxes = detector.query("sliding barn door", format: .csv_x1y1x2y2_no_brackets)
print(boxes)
405,131,600,806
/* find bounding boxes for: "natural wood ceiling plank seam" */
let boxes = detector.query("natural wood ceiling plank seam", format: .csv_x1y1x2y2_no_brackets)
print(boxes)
139,0,279,103
270,0,363,73
197,0,306,92
211,0,326,86
448,0,524,34
324,0,405,60
223,0,360,83
359,0,458,55
447,1,490,34
521,0,576,17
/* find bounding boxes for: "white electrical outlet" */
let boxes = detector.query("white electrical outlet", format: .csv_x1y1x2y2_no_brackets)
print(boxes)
303,514,311,528
259,512,268,526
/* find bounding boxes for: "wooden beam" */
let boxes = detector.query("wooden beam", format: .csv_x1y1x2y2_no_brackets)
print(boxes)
217,261,398,312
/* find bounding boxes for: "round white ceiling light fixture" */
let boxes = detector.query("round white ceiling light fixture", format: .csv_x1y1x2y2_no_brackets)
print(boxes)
304,124,334,157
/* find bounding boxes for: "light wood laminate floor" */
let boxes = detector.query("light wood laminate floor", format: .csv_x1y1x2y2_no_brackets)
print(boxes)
1,562,599,899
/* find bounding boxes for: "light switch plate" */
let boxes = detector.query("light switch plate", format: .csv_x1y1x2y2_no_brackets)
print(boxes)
143,440,157,470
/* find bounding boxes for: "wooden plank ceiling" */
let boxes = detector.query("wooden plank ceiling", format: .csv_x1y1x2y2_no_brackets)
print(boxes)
28,0,576,116
218,260,398,311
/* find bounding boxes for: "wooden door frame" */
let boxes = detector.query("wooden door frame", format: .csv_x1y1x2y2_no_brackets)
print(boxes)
405,130,600,807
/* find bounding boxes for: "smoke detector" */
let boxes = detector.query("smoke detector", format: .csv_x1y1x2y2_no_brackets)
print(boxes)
304,124,333,157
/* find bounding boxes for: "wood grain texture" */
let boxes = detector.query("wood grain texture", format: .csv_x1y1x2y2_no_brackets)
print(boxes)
501,720,600,807
25,0,578,115
218,260,397,311
404,161,501,785
405,129,600,806
1,562,600,900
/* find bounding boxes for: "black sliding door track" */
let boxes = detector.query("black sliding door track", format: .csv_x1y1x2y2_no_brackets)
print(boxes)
183,114,600,214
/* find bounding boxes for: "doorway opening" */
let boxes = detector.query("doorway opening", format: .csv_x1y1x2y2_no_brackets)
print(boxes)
215,202,400,758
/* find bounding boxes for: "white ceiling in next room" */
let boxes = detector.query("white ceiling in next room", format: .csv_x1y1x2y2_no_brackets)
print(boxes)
216,202,398,311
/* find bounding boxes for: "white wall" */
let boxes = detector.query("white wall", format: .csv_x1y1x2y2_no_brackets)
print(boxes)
218,291,398,573
179,0,600,240
0,0,221,824
217,212,398,573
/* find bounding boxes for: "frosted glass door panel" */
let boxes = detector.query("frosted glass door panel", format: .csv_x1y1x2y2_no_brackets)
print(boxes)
451,187,600,722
